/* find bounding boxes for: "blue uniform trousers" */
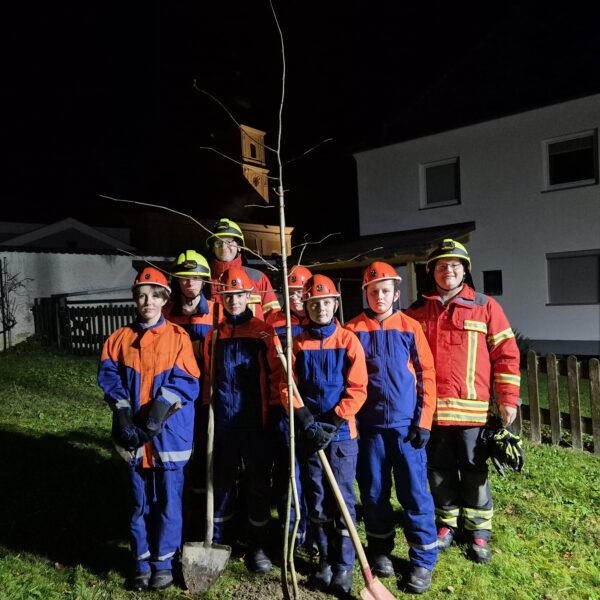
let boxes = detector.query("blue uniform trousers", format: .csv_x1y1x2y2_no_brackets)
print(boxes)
427,425,493,540
357,427,438,570
213,428,273,547
300,439,358,571
129,466,185,574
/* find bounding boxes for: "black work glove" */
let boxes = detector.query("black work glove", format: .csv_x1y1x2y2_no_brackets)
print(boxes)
303,422,338,453
114,406,149,451
405,426,431,449
145,399,171,438
322,407,348,431
489,428,525,477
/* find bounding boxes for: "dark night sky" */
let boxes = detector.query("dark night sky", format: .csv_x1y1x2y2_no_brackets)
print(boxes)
1,2,600,240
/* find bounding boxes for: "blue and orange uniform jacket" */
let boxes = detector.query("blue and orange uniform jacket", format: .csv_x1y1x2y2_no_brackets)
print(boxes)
209,255,281,320
406,285,521,426
283,320,368,441
98,315,200,468
266,308,308,350
163,294,220,370
203,308,283,431
345,309,437,433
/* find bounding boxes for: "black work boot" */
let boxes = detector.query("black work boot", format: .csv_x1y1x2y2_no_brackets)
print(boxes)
436,526,455,551
329,569,353,597
309,560,333,591
128,571,151,591
150,569,173,590
467,538,491,564
247,548,273,574
372,553,394,578
405,566,433,594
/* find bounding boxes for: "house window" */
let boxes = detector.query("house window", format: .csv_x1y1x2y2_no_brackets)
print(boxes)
547,250,600,304
483,270,503,296
419,157,461,208
543,130,598,190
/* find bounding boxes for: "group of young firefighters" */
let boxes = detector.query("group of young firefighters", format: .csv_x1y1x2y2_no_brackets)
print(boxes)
97,218,521,596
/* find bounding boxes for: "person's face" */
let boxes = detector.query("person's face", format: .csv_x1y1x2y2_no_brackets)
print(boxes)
213,237,239,262
306,297,338,325
177,277,204,299
289,288,305,314
433,259,465,290
366,280,399,317
135,285,168,325
223,291,250,316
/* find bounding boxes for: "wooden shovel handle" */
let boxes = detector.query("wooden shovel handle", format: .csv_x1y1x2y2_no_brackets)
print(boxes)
205,302,220,545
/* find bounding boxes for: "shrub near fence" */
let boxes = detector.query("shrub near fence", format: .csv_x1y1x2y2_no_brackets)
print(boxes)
516,350,600,456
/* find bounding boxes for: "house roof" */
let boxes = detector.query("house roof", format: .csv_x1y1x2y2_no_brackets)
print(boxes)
302,221,476,270
0,218,136,252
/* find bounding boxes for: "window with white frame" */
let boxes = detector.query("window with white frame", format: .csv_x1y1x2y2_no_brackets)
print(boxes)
419,157,461,208
543,130,598,191
546,250,600,305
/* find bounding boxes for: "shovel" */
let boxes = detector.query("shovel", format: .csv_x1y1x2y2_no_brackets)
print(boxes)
276,348,397,600
182,303,231,593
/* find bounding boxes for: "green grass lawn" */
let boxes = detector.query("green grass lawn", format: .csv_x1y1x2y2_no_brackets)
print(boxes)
0,339,599,600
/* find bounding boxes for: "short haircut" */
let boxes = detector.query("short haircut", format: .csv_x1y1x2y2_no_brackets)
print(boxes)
133,286,170,302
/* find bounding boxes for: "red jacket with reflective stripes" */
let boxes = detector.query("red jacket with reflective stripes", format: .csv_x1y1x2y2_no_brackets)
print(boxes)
406,285,520,427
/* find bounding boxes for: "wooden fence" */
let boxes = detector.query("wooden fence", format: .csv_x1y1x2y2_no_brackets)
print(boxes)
514,350,600,456
32,298,136,355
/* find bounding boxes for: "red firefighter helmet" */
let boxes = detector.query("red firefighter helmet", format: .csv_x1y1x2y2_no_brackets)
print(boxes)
301,274,340,302
216,267,254,294
132,267,171,294
362,261,402,289
288,265,313,289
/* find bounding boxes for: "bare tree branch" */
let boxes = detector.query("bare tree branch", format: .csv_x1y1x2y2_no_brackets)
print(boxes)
284,137,333,166
198,146,281,180
99,194,279,272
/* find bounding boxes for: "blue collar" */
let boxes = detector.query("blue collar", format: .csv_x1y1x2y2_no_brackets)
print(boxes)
137,315,165,330
224,307,254,326
306,320,336,339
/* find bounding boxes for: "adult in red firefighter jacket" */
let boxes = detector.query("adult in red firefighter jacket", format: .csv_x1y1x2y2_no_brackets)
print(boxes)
98,267,200,586
206,218,280,320
283,275,367,593
346,306,438,575
406,239,520,563
202,275,283,564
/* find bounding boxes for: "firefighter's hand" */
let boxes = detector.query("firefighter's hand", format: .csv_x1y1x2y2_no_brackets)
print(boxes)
499,404,517,427
303,422,337,453
120,425,149,450
405,426,430,449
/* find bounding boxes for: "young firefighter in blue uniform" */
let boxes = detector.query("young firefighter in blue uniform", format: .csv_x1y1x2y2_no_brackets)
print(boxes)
98,267,200,591
267,265,312,548
162,250,217,539
346,262,438,594
203,267,283,574
283,274,368,597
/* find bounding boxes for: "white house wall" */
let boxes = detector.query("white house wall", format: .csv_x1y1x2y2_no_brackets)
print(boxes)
356,95,600,351
0,252,167,350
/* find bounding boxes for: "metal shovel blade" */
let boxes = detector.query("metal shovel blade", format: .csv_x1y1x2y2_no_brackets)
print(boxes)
182,541,232,594
360,576,399,600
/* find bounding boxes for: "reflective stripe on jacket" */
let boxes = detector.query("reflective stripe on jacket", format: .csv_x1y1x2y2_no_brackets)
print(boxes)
345,309,437,432
203,308,283,430
406,285,520,426
98,316,200,468
284,320,368,440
